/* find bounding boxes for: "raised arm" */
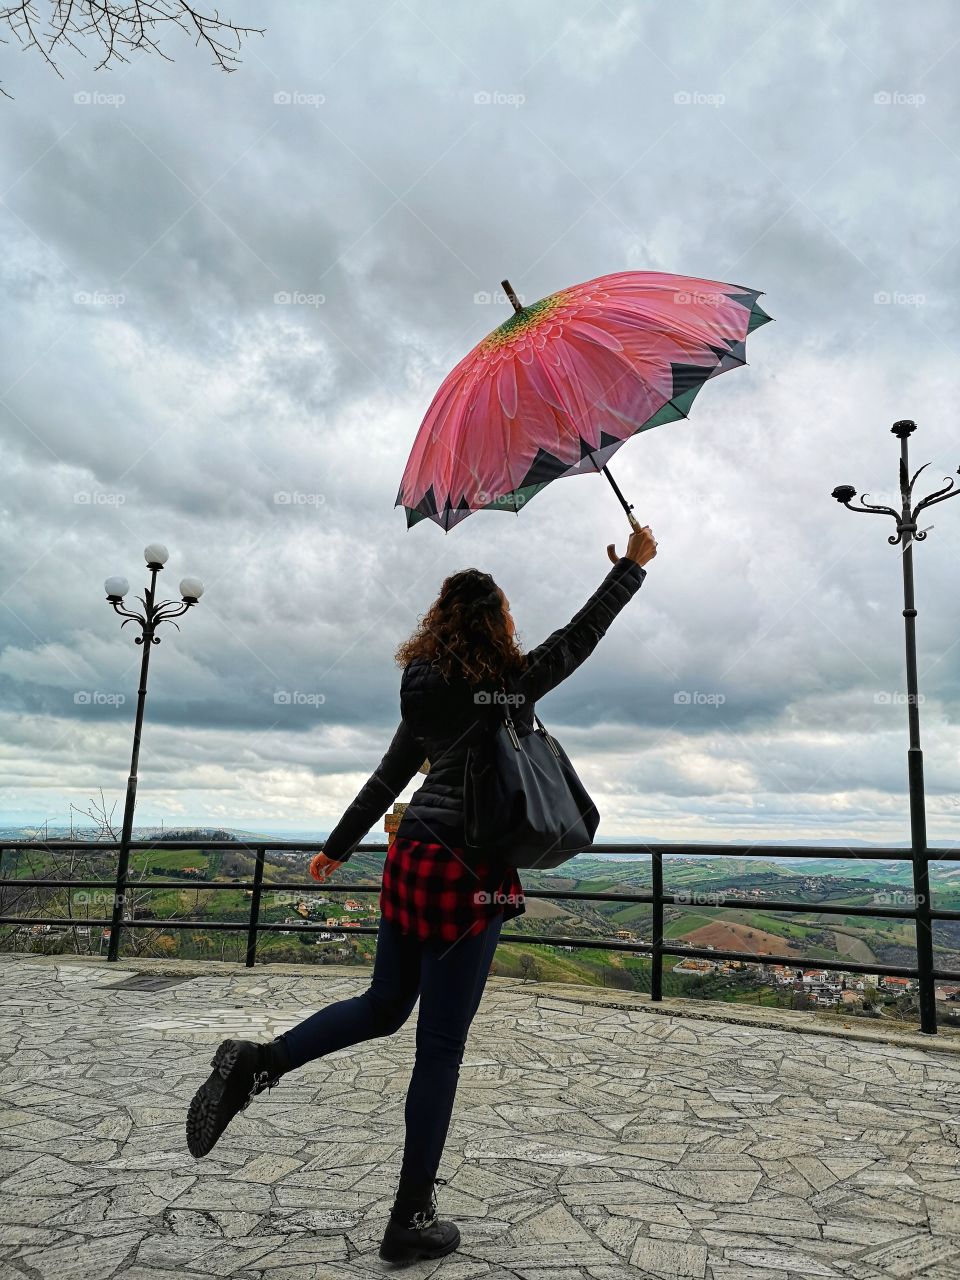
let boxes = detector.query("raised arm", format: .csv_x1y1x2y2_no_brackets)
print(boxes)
321,718,427,863
519,525,656,704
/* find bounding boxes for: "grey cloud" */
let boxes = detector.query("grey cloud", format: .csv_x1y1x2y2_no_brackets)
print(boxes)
2,1,960,845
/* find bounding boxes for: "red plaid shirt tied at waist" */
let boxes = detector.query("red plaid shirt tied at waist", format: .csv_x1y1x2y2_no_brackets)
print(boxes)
380,836,526,943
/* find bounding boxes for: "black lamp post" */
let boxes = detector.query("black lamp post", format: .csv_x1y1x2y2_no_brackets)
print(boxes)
832,419,960,1034
103,542,204,962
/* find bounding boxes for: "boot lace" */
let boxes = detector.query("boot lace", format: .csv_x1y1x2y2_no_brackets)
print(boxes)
243,1068,278,1111
407,1176,446,1231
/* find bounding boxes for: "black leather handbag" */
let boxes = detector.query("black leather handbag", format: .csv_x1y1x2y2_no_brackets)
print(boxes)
463,691,600,870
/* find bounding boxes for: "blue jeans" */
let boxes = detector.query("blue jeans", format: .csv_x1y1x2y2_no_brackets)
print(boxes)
277,912,503,1186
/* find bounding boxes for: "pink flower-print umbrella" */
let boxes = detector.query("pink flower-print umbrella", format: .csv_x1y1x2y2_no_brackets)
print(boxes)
397,270,772,551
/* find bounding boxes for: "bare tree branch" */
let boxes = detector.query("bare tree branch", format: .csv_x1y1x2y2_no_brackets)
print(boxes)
1,0,265,97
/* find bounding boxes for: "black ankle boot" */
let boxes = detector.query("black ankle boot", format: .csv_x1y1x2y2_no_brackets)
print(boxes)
186,1037,290,1158
378,1175,460,1265
267,1034,294,1077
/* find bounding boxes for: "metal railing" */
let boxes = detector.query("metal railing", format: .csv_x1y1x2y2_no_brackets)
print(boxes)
2,839,959,1033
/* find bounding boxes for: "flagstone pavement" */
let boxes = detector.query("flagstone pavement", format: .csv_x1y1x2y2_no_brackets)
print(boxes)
0,955,958,1280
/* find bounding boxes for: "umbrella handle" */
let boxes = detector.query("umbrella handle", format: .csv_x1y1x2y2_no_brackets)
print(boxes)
601,463,641,563
607,511,642,564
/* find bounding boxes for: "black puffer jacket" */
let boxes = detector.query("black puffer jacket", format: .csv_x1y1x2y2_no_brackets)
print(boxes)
322,556,647,861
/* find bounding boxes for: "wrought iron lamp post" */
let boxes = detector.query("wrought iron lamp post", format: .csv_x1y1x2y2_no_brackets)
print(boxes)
103,543,204,962
832,419,960,1034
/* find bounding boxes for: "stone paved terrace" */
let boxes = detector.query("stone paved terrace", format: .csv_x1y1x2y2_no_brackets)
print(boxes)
1,955,959,1280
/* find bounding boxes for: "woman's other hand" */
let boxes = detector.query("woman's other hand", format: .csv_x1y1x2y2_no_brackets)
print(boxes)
310,852,344,883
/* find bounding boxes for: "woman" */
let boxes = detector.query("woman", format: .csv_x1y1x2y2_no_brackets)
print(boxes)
186,523,656,1265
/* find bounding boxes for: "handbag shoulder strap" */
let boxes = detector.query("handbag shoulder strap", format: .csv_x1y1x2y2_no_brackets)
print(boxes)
497,684,559,755
495,685,519,749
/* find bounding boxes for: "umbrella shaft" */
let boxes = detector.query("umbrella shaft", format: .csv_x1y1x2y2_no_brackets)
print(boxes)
501,279,524,314
601,464,639,527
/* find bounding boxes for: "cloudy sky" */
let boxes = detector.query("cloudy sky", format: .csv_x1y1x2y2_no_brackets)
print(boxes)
2,0,959,847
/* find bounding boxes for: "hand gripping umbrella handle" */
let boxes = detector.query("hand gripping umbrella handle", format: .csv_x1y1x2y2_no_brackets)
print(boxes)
607,510,641,565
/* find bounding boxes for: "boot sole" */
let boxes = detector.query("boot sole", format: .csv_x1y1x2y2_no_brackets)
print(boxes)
378,1225,461,1265
186,1038,245,1158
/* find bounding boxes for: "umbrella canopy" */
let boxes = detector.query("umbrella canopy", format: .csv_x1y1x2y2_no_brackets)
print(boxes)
397,270,772,531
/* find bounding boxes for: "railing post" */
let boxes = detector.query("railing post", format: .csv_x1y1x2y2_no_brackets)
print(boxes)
651,850,663,1001
245,847,265,968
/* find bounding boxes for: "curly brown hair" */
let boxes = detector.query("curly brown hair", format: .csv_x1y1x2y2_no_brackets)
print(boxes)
394,567,527,687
